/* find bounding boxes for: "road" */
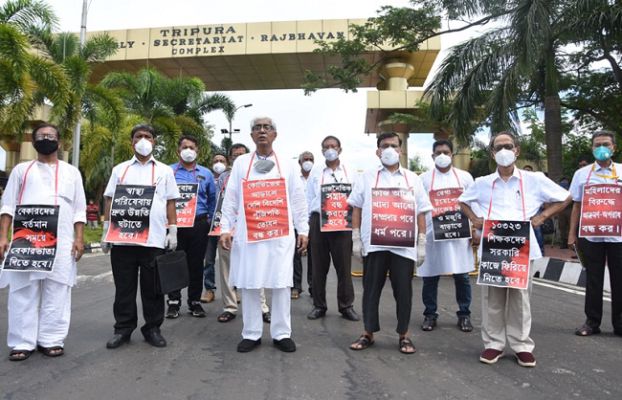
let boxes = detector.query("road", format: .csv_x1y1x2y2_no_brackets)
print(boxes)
0,254,620,400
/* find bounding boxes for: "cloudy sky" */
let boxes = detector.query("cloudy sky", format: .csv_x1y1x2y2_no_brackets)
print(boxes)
46,0,477,171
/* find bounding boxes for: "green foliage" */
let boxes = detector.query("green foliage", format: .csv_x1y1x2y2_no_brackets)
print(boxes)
408,155,427,173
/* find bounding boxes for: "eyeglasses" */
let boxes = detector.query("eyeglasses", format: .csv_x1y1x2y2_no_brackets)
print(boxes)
493,144,515,152
252,124,274,132
34,133,58,141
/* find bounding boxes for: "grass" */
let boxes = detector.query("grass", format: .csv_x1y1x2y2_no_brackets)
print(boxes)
83,225,103,245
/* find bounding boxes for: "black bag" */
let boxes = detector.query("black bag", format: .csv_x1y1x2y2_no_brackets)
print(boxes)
541,218,555,235
155,250,189,295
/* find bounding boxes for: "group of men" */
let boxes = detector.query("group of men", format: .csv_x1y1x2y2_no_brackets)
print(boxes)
1,120,620,368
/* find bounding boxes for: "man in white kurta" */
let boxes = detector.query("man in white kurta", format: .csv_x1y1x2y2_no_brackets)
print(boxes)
419,140,475,333
459,131,571,368
220,117,309,353
0,123,86,361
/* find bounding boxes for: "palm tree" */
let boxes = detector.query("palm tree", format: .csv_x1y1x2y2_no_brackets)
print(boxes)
101,67,235,163
0,0,57,47
42,31,122,143
0,23,69,136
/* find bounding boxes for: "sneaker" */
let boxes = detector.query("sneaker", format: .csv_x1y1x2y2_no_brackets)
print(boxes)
479,348,504,364
189,301,206,318
515,352,536,367
166,300,181,319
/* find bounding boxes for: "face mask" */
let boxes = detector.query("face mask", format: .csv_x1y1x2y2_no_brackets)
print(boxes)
323,148,339,162
212,162,226,174
302,161,313,172
494,148,516,167
593,146,612,162
134,138,153,157
380,147,400,166
434,154,452,169
180,148,197,163
34,139,59,155
254,159,275,173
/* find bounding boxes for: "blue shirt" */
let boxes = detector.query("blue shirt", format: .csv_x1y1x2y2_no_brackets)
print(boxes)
170,162,217,219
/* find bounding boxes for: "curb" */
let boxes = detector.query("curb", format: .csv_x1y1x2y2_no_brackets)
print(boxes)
533,257,611,293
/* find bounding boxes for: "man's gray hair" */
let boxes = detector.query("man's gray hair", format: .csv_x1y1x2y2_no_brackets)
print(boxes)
592,130,616,145
250,116,277,130
298,151,314,162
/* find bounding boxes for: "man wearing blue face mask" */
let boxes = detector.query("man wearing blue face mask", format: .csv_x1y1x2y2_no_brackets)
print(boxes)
568,130,622,338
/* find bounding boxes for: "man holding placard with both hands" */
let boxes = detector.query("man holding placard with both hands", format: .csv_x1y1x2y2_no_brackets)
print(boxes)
460,131,571,367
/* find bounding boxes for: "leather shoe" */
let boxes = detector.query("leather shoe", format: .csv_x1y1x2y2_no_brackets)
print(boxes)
237,338,261,353
106,333,130,349
421,316,437,331
341,308,360,321
307,308,326,320
457,316,473,332
273,338,296,352
143,330,167,348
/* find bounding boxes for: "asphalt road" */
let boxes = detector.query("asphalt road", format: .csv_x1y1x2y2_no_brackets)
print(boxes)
0,254,620,400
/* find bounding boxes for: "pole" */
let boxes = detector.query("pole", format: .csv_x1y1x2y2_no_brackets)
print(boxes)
72,0,88,167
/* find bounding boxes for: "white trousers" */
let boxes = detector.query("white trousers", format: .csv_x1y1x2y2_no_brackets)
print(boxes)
240,288,291,341
7,279,72,350
481,280,534,353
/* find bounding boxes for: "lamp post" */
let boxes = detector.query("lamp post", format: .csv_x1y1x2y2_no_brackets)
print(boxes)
222,103,252,151
71,0,89,167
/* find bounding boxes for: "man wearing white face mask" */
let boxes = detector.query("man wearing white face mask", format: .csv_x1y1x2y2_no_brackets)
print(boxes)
292,151,314,299
102,124,180,349
348,132,431,354
201,154,228,304
418,140,475,333
306,136,359,321
460,131,571,367
165,135,216,319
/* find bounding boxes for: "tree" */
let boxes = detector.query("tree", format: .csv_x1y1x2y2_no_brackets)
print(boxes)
304,1,622,182
408,155,427,173
101,67,234,163
0,23,69,136
0,0,57,47
43,31,122,142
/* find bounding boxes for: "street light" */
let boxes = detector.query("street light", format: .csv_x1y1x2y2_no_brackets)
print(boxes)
222,103,252,150
71,0,89,167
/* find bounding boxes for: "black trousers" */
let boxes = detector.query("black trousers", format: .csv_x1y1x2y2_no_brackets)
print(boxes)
111,245,165,336
577,238,622,331
169,215,210,305
362,251,414,335
293,229,313,292
309,212,354,312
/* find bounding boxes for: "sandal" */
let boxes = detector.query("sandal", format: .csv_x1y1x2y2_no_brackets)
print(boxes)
37,345,64,357
217,311,236,323
9,349,33,361
350,334,374,351
399,337,416,354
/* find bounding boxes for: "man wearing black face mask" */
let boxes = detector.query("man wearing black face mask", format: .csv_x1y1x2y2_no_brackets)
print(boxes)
0,123,87,361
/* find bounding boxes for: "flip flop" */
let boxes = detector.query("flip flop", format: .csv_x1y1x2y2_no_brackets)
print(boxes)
37,345,64,357
350,334,374,351
217,311,236,323
399,337,416,354
9,349,34,361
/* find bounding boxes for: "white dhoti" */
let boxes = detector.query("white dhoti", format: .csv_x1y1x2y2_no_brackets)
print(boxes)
7,279,72,350
481,277,534,353
241,288,291,341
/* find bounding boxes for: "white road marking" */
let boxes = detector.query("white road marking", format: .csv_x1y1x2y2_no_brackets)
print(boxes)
533,278,611,302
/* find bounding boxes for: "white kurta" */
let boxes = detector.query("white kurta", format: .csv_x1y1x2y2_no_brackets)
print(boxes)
0,160,87,291
418,167,475,277
220,152,309,289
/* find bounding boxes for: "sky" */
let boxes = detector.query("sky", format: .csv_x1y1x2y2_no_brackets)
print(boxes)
45,0,471,171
